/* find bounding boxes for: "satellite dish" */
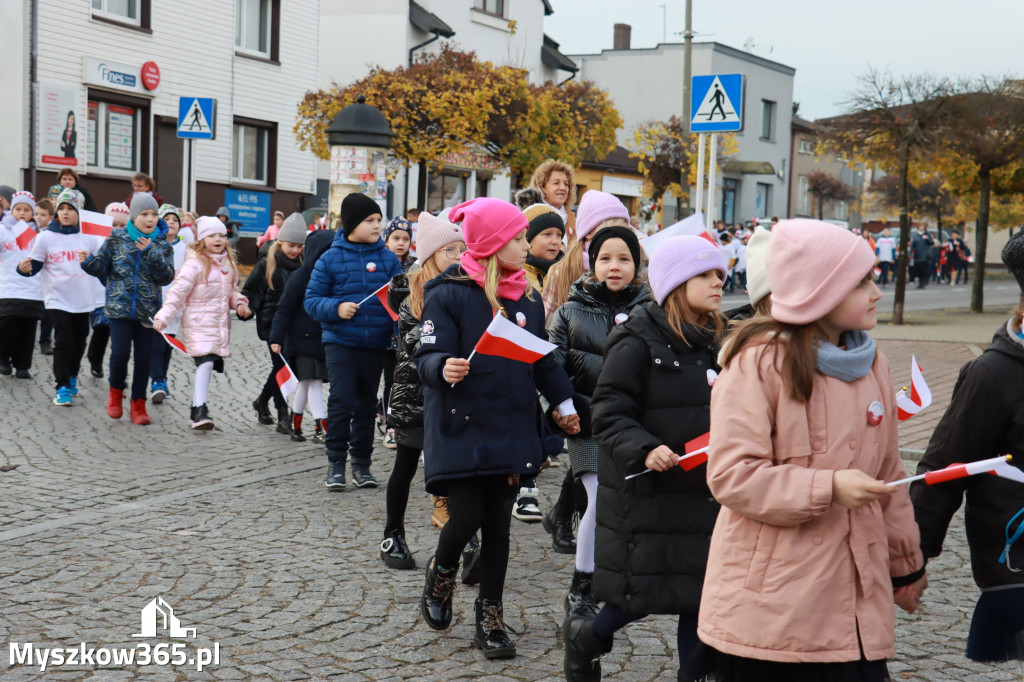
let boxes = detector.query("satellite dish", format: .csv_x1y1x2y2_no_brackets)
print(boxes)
743,37,755,51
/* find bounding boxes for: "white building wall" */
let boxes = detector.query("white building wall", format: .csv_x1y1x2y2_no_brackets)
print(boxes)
0,0,28,184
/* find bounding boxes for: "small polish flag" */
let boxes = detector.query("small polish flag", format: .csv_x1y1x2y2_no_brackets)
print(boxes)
357,283,399,321
641,211,717,258
80,210,114,237
275,354,298,397
677,432,711,471
887,455,1024,487
159,330,190,356
473,313,556,364
14,222,36,250
896,355,932,421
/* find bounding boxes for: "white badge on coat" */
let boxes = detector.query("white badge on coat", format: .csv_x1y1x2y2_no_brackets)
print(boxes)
867,400,884,426
706,369,718,387
614,312,628,325
516,311,527,327
366,262,377,272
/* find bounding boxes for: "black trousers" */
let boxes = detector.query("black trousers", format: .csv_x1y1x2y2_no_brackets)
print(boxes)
87,323,110,371
108,319,155,400
435,475,517,601
48,310,90,389
384,443,421,536
0,316,38,370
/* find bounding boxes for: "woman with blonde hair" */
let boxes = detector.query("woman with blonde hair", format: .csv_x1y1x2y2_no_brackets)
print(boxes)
529,159,577,235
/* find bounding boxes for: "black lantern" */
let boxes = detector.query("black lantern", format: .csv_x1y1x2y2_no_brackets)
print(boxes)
326,95,394,149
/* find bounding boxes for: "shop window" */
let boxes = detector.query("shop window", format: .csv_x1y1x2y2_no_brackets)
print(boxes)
232,119,276,185
236,0,281,61
87,99,140,174
427,174,466,213
91,0,151,29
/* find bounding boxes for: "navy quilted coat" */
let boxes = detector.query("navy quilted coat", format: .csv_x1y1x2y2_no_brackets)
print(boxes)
81,221,174,322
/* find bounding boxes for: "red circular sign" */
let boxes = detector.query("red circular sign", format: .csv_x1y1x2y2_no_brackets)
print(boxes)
141,62,160,90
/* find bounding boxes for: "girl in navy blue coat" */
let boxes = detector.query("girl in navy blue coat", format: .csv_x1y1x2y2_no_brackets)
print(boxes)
305,193,401,490
414,197,580,660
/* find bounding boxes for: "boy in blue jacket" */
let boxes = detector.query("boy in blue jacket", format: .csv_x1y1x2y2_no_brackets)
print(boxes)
305,193,401,490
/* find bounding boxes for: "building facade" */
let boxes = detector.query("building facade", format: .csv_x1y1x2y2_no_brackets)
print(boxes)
788,115,866,229
0,0,320,261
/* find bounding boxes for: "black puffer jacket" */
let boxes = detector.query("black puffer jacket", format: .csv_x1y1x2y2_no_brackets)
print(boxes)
591,304,721,615
387,273,425,451
546,276,651,437
269,231,333,360
912,321,1024,590
242,250,302,340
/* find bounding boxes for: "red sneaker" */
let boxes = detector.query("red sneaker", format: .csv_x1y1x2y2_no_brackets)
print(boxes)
107,387,124,419
129,399,151,425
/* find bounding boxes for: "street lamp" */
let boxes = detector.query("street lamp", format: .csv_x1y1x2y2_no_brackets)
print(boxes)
326,95,395,227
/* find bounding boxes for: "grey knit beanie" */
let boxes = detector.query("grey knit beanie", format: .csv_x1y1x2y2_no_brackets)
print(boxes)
1002,230,1024,292
277,212,308,244
129,192,159,222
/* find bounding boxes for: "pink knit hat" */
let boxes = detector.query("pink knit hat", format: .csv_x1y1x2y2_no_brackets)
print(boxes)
767,219,877,325
648,235,727,305
196,216,227,241
449,198,527,259
576,190,629,241
415,211,463,263
104,202,130,219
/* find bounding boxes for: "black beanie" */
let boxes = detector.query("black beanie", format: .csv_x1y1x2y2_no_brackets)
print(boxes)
340,192,382,236
588,226,641,272
1002,230,1024,292
526,210,565,243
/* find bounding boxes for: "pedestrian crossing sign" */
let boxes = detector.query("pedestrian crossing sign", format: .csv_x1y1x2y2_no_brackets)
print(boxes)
177,97,216,140
690,74,743,132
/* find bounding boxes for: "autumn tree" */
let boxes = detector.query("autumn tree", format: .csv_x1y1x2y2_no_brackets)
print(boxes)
805,171,858,220
294,45,621,206
868,173,957,238
820,69,953,324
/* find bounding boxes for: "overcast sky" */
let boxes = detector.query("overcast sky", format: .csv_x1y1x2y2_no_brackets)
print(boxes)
545,0,1023,121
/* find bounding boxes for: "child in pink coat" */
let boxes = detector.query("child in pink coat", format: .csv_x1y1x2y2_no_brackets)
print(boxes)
154,217,249,430
699,219,926,682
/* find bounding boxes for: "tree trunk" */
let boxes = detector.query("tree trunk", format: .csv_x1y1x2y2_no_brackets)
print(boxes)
817,196,823,220
970,168,991,313
892,146,911,325
417,160,428,209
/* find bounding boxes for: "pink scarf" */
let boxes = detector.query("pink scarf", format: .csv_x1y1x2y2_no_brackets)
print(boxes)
460,252,529,302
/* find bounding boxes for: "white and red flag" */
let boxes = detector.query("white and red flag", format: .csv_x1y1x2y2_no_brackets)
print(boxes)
14,222,36,250
159,330,190,356
79,210,113,238
887,454,1024,487
641,211,717,258
357,283,399,321
472,313,556,364
896,355,932,421
275,354,298,397
625,431,711,480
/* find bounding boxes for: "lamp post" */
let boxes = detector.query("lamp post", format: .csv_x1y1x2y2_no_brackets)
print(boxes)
326,95,395,229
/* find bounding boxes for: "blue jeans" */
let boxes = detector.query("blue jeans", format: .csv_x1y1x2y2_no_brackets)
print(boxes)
324,344,385,466
592,604,700,672
150,329,172,383
108,318,155,400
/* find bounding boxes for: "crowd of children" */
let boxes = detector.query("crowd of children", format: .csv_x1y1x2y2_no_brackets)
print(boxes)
5,161,1024,681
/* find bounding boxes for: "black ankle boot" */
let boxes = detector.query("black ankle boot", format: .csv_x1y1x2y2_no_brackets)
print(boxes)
543,503,576,554
252,396,274,425
275,405,291,434
563,612,612,682
421,556,458,630
565,569,598,618
473,598,515,659
380,530,416,569
461,534,481,585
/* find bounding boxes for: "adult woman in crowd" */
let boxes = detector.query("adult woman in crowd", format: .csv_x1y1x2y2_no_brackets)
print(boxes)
529,159,577,240
56,168,98,212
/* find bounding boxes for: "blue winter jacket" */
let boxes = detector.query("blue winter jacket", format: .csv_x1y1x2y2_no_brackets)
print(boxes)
81,220,174,322
414,265,575,495
304,230,402,348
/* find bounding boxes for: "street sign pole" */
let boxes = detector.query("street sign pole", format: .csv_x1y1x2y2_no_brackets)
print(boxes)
188,139,196,214
695,133,705,217
706,133,717,231
181,141,190,213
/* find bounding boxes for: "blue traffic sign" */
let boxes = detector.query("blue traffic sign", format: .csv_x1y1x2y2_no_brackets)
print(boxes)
690,74,743,132
177,97,216,140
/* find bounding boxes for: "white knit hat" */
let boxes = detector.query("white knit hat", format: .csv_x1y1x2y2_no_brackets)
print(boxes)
415,211,463,263
745,226,772,305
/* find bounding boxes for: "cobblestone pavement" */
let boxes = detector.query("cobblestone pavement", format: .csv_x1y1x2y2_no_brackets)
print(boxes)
1,316,1020,680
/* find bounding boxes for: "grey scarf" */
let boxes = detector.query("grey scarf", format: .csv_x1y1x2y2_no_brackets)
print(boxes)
815,330,876,382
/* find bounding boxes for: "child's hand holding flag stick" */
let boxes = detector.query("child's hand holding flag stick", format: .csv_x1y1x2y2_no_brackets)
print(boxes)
626,433,710,480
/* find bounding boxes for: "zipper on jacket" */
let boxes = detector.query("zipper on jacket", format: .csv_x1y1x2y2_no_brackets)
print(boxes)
131,242,140,319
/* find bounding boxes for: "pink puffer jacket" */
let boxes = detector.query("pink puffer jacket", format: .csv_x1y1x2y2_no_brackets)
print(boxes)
154,251,247,358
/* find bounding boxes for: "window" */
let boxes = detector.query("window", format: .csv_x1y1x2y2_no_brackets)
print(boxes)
427,173,466,212
836,200,849,221
87,99,140,174
721,178,739,226
92,0,138,23
798,139,814,155
236,0,280,60
474,0,505,16
760,100,776,141
232,121,275,184
797,175,811,215
756,182,772,218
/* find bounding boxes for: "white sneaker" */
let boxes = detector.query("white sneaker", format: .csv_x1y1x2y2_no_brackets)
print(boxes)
512,487,543,522
383,430,397,449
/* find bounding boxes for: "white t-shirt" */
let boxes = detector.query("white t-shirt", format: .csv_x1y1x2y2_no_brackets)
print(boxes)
28,229,106,312
734,243,748,272
719,243,735,276
0,221,44,302
876,236,896,263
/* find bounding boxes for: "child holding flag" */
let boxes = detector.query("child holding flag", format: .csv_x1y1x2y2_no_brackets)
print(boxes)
148,204,189,403
153,216,250,430
698,219,925,681
0,191,45,378
910,230,1024,671
305,192,400,489
242,212,306,433
80,193,174,425
17,189,105,405
546,225,651,627
565,235,725,681
414,197,579,660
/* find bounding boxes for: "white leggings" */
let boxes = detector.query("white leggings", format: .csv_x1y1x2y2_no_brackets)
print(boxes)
292,379,326,419
575,472,598,573
191,361,214,407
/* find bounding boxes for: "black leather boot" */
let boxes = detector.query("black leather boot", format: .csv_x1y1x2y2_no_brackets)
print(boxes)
563,612,612,682
472,598,515,659
543,502,576,554
275,405,291,434
420,556,457,630
252,396,274,425
380,530,415,569
461,534,481,585
564,569,598,618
